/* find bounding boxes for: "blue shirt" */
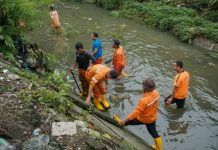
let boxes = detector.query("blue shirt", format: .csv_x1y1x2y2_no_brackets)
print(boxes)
92,38,103,59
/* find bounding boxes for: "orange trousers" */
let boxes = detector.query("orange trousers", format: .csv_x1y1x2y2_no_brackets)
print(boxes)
94,57,103,64
86,77,106,98
79,69,88,94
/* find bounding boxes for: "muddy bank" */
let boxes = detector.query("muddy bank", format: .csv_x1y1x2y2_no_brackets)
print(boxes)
0,58,151,150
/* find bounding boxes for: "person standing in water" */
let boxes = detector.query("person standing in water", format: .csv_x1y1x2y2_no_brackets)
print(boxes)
70,42,95,96
165,60,190,108
112,40,126,79
91,32,103,64
50,4,61,32
114,79,162,150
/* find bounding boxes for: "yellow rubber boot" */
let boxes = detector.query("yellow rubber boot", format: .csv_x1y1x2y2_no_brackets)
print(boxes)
113,115,121,124
94,98,104,111
101,95,110,109
151,137,162,150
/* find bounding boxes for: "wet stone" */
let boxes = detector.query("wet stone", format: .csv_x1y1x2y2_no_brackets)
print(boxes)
0,96,4,103
8,74,20,81
86,137,107,150
22,134,62,150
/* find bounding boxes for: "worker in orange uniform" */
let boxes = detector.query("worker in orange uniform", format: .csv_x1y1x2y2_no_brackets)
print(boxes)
112,40,126,79
114,79,162,150
85,64,119,110
165,60,190,108
70,42,95,96
50,4,61,32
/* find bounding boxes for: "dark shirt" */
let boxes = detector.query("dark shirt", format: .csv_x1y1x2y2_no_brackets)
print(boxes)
76,50,95,70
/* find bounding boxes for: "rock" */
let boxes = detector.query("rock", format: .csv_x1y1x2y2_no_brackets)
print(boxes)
22,135,50,150
8,74,20,80
52,122,77,136
28,83,32,90
0,76,4,81
3,69,8,73
86,137,107,150
0,96,4,103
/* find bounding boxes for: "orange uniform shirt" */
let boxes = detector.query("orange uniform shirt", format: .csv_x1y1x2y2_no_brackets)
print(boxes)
50,10,60,27
86,64,110,87
127,90,159,124
112,46,126,74
174,71,190,99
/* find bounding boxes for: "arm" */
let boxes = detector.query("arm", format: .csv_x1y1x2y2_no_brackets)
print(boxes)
69,62,78,72
86,85,94,104
120,99,146,126
92,41,99,56
92,48,98,56
171,86,179,98
88,52,96,64
104,78,108,90
166,76,181,104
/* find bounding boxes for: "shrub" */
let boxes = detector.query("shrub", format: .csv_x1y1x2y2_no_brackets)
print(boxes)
0,0,52,55
203,10,218,22
96,0,125,10
120,2,149,20
118,1,217,42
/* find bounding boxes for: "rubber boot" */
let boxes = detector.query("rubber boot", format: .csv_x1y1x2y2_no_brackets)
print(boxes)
94,98,104,111
101,94,110,109
113,115,121,124
151,137,162,150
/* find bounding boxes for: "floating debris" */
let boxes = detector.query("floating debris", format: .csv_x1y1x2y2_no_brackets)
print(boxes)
88,18,93,21
208,62,215,66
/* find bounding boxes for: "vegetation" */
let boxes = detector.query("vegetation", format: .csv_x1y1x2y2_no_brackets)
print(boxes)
120,1,218,42
0,0,52,63
14,67,74,113
85,0,218,43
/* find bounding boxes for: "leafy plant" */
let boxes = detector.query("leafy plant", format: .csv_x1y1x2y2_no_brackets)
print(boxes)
118,1,218,42
0,0,53,55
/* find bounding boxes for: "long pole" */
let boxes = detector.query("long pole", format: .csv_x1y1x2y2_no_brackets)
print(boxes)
71,71,82,93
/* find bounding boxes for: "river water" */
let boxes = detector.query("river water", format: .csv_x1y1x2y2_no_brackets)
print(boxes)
31,1,218,149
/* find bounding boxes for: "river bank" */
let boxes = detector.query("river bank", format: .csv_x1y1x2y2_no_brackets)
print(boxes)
0,55,153,150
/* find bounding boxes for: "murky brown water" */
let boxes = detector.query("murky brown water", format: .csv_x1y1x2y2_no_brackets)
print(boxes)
31,1,218,149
